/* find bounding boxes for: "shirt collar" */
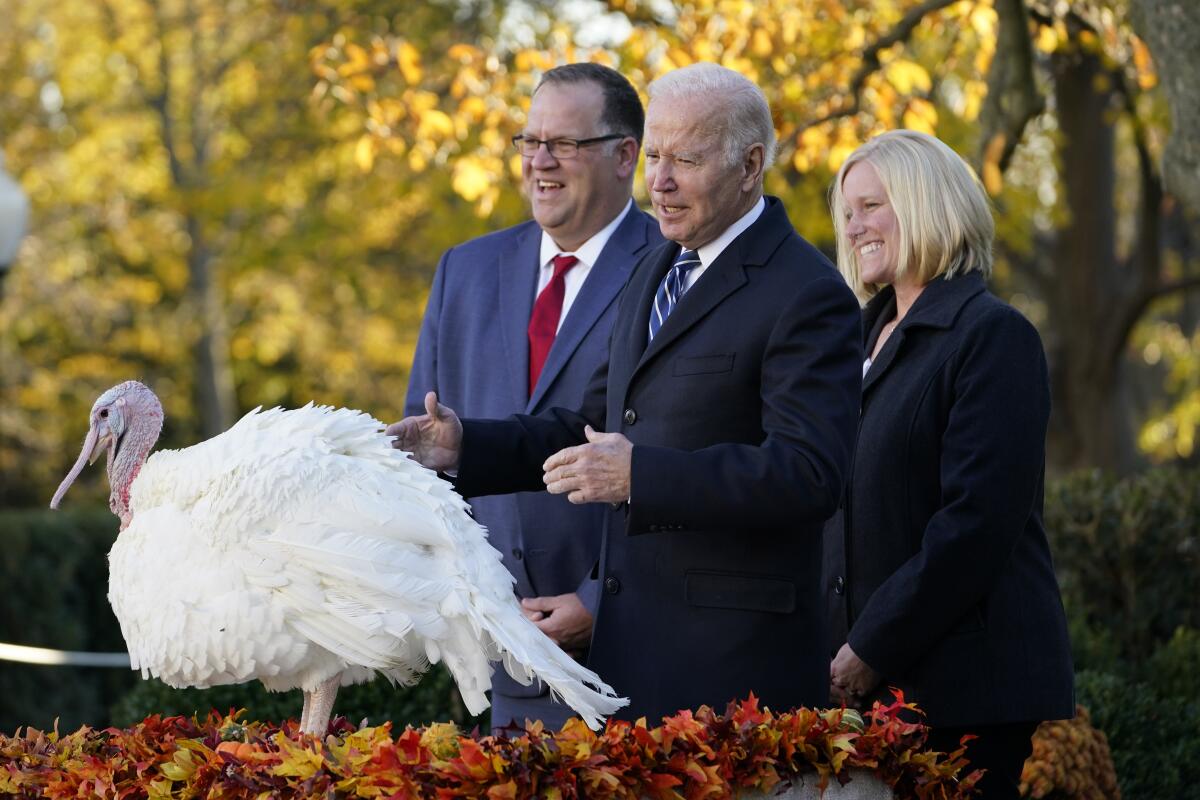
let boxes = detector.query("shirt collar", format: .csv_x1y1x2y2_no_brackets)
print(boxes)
538,199,634,269
694,196,766,268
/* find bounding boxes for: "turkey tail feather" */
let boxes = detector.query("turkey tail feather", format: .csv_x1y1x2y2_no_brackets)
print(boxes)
467,597,627,730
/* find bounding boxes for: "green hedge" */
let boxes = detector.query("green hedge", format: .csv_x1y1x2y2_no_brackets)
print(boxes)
1046,467,1200,665
0,508,135,734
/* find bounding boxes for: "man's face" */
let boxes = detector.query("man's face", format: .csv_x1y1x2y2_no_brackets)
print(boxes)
644,96,754,251
521,81,631,252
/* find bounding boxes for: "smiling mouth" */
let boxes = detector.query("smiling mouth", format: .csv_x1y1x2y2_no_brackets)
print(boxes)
859,242,883,255
659,205,686,214
536,180,564,191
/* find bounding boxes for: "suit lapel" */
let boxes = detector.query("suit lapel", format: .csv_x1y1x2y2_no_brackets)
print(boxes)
528,212,651,411
498,225,541,407
635,242,748,370
631,198,794,377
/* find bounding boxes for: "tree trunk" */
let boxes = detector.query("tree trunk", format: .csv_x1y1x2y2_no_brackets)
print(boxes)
1130,0,1200,216
187,216,237,438
1045,46,1137,473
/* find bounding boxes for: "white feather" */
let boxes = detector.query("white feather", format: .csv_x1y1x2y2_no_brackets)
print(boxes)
107,404,627,728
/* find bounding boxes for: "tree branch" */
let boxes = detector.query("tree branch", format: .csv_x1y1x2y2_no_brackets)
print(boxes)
800,0,960,132
976,0,1045,174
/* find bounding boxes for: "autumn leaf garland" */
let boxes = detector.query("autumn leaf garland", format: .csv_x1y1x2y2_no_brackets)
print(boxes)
0,691,979,799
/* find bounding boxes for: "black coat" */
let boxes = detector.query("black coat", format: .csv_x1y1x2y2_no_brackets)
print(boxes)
457,197,863,722
823,272,1075,728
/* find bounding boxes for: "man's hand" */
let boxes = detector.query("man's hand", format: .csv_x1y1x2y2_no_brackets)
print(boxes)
521,592,593,653
829,642,882,709
543,426,632,504
385,391,463,473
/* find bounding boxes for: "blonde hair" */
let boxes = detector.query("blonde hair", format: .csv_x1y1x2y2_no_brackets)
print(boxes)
830,129,994,300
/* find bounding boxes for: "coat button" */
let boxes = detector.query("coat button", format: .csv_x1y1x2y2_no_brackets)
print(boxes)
604,576,621,595
623,408,637,425
512,548,523,561
834,576,845,595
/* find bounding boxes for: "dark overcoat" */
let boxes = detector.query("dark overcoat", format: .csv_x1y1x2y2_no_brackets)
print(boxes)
823,272,1075,728
456,197,863,722
406,208,664,720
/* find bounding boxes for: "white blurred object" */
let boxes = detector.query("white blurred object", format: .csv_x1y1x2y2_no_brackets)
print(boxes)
0,149,30,268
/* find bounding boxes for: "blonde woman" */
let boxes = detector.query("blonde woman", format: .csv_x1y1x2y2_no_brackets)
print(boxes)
823,130,1074,799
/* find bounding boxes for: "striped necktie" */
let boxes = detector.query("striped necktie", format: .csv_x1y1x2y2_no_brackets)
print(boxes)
648,249,701,342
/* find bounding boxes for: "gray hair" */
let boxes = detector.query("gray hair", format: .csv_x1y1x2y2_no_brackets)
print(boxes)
647,62,777,170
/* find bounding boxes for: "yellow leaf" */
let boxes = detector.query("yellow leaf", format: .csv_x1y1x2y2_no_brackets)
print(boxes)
1132,37,1157,89
902,97,938,134
397,40,422,85
982,132,1006,195
1035,25,1058,54
417,109,455,140
969,5,997,37
751,28,773,58
448,44,480,62
884,59,931,94
355,135,376,171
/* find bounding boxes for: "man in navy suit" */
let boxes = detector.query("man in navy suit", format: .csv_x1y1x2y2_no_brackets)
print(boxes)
403,63,663,730
393,63,861,723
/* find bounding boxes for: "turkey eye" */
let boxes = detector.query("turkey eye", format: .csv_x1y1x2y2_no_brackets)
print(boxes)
100,409,108,419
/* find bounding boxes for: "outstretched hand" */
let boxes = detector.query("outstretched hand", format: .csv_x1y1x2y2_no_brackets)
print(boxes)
543,426,632,505
385,391,463,473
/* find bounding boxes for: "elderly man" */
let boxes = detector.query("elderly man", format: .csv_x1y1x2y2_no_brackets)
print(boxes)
403,63,662,731
391,63,861,722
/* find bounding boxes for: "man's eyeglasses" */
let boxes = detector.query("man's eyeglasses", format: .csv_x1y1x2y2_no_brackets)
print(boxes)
511,133,625,159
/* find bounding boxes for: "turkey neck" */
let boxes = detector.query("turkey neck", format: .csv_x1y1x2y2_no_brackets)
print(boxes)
109,409,163,529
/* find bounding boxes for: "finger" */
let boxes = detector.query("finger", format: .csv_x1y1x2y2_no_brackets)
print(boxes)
568,489,587,505
521,597,554,612
521,608,545,622
584,425,603,443
424,391,440,419
543,446,581,473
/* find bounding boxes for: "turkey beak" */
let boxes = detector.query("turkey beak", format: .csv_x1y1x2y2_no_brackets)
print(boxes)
50,425,102,510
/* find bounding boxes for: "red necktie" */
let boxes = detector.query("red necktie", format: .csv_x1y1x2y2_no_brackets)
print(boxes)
528,254,578,395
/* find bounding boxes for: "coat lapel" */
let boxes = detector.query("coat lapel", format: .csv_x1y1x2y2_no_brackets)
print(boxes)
497,225,541,407
528,212,653,411
862,272,987,395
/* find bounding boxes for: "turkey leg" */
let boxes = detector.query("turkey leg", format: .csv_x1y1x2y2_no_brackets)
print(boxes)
300,674,341,736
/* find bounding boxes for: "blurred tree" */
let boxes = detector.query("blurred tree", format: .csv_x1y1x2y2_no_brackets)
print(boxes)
3,0,1199,505
319,0,1198,472
0,0,526,505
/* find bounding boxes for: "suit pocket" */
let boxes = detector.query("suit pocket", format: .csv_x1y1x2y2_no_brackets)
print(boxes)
685,570,796,614
673,353,735,376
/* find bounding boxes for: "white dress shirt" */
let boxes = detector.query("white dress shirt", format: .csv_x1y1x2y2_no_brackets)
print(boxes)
535,200,635,332
681,196,766,291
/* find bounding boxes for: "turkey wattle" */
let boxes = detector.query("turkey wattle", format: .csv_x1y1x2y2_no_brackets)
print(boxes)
50,380,626,735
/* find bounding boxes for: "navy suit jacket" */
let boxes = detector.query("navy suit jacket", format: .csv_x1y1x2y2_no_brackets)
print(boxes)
455,197,863,722
405,207,664,700
823,273,1075,727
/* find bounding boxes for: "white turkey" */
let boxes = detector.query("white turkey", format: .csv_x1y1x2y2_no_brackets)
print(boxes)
50,380,626,735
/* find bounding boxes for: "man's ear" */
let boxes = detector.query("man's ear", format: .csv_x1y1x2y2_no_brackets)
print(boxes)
616,136,639,180
740,143,766,191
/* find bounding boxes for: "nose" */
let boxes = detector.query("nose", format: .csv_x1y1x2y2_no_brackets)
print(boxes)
530,141,559,170
845,211,864,240
647,160,675,194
